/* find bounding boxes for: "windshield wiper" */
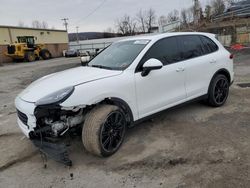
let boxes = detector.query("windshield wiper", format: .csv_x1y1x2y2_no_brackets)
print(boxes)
90,65,113,70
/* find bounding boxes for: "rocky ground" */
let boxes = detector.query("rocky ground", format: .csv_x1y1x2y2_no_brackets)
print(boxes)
0,55,250,188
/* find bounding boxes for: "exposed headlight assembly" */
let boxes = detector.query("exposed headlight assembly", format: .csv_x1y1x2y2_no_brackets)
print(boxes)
35,86,74,106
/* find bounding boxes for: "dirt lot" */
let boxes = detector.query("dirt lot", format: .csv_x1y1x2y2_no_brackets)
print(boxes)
0,55,250,188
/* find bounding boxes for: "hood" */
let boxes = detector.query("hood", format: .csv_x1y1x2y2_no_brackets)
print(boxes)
19,66,122,103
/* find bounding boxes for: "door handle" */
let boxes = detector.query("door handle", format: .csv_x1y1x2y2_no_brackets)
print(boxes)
210,59,217,64
176,67,185,72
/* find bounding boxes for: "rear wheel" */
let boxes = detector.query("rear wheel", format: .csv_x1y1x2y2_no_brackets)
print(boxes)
40,49,51,60
82,105,126,157
207,74,229,107
24,52,36,62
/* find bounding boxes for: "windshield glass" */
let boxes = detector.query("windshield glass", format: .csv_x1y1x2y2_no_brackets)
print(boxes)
88,39,150,70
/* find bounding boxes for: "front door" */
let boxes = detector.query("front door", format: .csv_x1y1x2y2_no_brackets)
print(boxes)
135,37,186,118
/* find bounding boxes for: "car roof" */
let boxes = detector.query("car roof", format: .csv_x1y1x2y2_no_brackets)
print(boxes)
118,32,216,42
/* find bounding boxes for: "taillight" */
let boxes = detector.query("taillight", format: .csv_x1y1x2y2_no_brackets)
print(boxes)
229,54,234,59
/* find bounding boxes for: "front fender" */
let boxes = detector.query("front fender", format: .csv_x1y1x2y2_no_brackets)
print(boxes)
60,72,139,120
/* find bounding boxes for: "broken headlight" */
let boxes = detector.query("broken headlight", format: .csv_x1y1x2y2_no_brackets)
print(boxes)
35,86,74,106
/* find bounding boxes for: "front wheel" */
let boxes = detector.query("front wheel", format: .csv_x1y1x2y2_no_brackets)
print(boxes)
207,74,229,107
82,105,126,157
40,49,51,60
24,52,36,62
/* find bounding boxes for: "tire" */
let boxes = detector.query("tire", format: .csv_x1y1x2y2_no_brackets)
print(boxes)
40,49,51,60
81,61,87,66
82,105,126,157
24,52,35,62
207,74,229,107
35,54,40,60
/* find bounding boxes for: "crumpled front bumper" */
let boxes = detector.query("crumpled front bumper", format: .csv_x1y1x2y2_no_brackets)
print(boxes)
31,138,72,166
15,97,72,166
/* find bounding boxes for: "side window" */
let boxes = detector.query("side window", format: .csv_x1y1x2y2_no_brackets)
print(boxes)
178,35,204,60
141,37,181,66
200,36,218,54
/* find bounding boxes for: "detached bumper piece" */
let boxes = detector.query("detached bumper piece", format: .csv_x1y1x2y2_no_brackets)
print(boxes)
32,139,72,166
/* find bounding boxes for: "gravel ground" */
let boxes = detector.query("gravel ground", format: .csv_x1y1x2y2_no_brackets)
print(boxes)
0,55,250,188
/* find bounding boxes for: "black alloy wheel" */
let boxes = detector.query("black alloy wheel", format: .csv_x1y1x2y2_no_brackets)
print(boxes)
213,77,229,105
207,74,229,107
100,110,126,154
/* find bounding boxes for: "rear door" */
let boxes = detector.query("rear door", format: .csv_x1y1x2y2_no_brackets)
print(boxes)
177,35,218,99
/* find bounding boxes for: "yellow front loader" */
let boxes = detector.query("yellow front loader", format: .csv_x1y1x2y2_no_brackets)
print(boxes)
5,36,51,62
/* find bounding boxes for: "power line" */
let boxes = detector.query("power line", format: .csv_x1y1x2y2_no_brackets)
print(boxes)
75,0,108,25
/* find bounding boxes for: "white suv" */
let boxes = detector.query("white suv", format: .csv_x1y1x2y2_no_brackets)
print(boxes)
15,32,234,165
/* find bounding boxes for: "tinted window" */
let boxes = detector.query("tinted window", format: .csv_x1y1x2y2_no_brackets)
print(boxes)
141,37,181,66
200,36,218,54
178,35,204,60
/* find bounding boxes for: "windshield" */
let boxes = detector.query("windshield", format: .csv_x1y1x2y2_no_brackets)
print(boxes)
88,39,150,70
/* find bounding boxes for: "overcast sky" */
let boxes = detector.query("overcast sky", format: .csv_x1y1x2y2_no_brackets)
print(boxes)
0,0,209,33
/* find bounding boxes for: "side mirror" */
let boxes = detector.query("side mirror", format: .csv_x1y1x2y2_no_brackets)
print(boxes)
141,58,163,77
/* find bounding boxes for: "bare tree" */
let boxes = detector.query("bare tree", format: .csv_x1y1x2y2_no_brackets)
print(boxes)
116,15,137,35
145,8,156,33
18,21,25,27
32,20,42,28
199,7,205,21
135,8,156,33
41,21,48,29
167,9,179,23
185,7,195,21
180,8,194,28
136,9,147,33
205,5,212,21
181,9,188,26
158,15,168,26
32,20,49,29
211,0,226,15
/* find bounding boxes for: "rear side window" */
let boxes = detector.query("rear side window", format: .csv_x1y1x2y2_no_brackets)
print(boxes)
178,35,204,60
199,36,218,54
141,37,181,66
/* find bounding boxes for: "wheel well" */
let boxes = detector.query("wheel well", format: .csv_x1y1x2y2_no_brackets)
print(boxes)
98,98,134,126
207,69,231,94
214,69,231,83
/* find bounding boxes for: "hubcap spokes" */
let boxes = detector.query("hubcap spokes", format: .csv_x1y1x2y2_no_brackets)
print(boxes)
101,111,125,152
214,78,228,104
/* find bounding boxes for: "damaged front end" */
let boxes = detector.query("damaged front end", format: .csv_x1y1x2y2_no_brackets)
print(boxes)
30,105,86,166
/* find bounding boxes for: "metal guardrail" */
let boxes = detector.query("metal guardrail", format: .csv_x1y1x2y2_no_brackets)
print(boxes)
213,5,250,21
69,42,112,53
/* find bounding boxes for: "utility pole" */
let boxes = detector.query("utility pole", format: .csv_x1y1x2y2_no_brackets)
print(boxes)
193,0,200,28
178,0,181,32
61,18,69,32
76,26,79,44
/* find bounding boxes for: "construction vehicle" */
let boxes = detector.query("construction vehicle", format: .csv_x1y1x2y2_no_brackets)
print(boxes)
5,36,52,62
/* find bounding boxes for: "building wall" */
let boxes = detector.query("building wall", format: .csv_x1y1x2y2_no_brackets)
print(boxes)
0,26,68,63
46,43,68,57
0,26,68,44
0,45,12,64
218,35,232,46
